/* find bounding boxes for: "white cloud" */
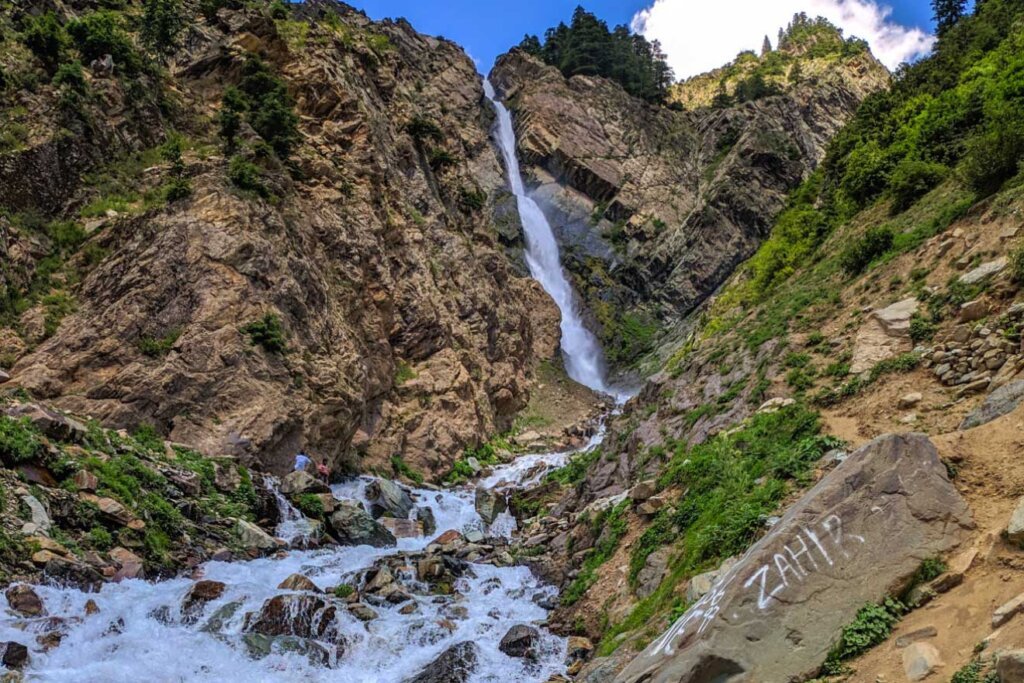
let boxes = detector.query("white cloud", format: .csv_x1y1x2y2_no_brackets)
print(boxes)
631,0,935,80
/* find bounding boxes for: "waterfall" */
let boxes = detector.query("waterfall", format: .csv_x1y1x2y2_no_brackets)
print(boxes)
263,475,315,545
485,80,614,397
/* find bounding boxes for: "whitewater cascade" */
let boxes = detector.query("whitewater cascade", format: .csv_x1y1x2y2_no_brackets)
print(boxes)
485,80,614,397
0,439,607,682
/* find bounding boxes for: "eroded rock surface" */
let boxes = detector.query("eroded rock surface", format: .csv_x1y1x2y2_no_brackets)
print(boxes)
615,433,972,683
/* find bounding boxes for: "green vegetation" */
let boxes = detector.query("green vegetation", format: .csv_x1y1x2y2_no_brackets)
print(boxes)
0,416,43,467
237,55,300,159
141,0,185,56
548,447,601,487
160,135,191,201
333,583,354,599
294,493,324,518
390,455,424,486
562,500,629,606
518,6,674,103
67,11,141,74
22,12,69,72
600,405,840,651
241,313,287,354
839,226,894,275
138,328,181,357
950,658,998,683
394,361,416,386
822,598,905,674
227,155,269,198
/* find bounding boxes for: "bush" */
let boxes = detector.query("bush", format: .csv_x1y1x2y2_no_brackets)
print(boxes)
218,87,246,151
0,417,43,466
227,155,268,197
822,598,905,673
390,455,424,485
839,226,894,275
909,314,937,343
87,526,114,550
428,148,457,171
405,116,443,143
241,313,287,353
138,328,181,357
333,584,354,599
52,61,87,91
22,12,68,71
961,115,1024,196
238,55,299,159
67,11,141,74
889,160,948,214
294,493,324,518
1011,242,1024,285
141,0,185,56
841,141,894,206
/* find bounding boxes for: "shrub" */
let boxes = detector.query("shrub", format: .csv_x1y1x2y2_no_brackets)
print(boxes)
1011,242,1024,286
961,114,1024,196
888,160,947,214
841,140,893,206
67,11,141,74
218,87,246,151
141,0,185,56
428,148,457,171
839,226,894,275
822,598,905,673
22,12,68,71
909,314,937,343
160,135,191,200
238,55,299,159
52,61,87,91
227,155,268,197
132,423,164,452
390,455,424,485
138,328,181,357
406,116,443,143
87,526,114,550
458,187,486,212
333,584,354,599
241,313,287,353
294,493,324,518
0,417,43,466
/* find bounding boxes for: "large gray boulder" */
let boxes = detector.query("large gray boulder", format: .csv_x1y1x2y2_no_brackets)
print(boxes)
615,433,973,683
960,380,1024,430
366,479,414,520
474,487,507,525
280,470,330,496
329,501,396,548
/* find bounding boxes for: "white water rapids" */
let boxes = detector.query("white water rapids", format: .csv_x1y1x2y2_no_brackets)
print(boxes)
485,80,616,398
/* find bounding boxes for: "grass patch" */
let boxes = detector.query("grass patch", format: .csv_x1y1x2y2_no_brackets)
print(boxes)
562,500,629,606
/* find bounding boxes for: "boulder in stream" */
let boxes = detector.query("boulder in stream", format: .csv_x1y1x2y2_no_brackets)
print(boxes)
615,433,973,683
474,487,507,525
244,594,337,641
280,470,330,496
366,479,414,520
181,580,226,624
0,641,29,669
406,641,480,683
329,501,396,548
5,585,44,617
498,624,540,658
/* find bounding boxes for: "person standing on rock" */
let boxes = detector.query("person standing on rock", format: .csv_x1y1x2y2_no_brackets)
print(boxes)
317,459,330,483
293,452,312,472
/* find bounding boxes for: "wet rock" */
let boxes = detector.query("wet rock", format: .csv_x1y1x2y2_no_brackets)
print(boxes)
242,633,333,667
200,601,243,634
407,641,480,683
617,433,972,683
432,530,464,546
244,594,337,640
84,599,100,616
182,580,227,623
235,519,278,551
381,517,423,539
997,650,1024,682
280,470,329,496
348,603,378,622
4,585,43,617
109,547,145,581
278,574,320,592
329,501,396,548
474,488,507,525
0,642,29,670
366,479,414,520
902,642,943,681
499,624,540,658
961,380,1024,430
417,506,437,536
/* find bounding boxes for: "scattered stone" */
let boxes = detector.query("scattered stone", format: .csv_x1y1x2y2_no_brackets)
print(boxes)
365,479,414,520
20,494,52,534
329,502,396,548
630,481,657,502
432,530,463,546
961,381,1024,430
280,470,329,496
4,585,43,617
959,258,1007,285
960,299,989,323
895,626,938,648
875,298,920,336
380,517,422,539
408,641,480,683
235,519,279,551
464,529,485,544
1006,498,1024,546
898,392,923,410
348,603,378,622
110,547,145,581
956,378,992,398
84,600,99,616
993,592,1024,628
474,488,507,525
499,624,540,658
757,397,795,414
997,650,1024,682
278,574,320,593
0,642,29,670
902,642,943,681
636,547,671,600
181,580,227,624
72,470,99,493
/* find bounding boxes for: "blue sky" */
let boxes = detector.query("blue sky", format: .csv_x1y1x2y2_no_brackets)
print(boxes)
349,0,940,76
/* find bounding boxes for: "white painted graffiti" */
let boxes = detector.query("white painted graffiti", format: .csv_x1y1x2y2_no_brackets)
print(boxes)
647,513,865,658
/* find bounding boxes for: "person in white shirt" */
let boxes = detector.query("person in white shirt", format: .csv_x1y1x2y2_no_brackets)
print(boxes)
293,452,312,472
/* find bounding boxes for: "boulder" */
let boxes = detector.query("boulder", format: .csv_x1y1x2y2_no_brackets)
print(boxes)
328,501,396,548
997,650,1024,682
1007,498,1024,546
0,641,29,670
20,493,52,533
5,585,43,617
614,433,972,683
280,470,329,496
182,580,226,624
4,403,86,443
874,298,919,336
498,624,540,658
109,547,145,581
407,641,480,683
380,517,423,539
686,557,738,603
348,603,378,622
902,642,943,681
992,592,1024,628
416,506,437,536
72,470,99,493
278,574,320,592
636,548,672,600
630,481,658,502
960,299,989,323
474,487,507,525
961,380,1024,430
898,392,924,410
366,479,413,520
213,463,241,493
244,594,337,640
242,633,335,667
959,258,1007,285
235,519,278,551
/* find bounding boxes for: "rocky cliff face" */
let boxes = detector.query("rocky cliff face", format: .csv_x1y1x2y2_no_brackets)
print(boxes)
489,35,888,369
0,1,562,477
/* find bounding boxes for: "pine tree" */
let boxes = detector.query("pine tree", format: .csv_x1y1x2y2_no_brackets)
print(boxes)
218,86,246,152
932,0,967,34
518,34,542,56
762,35,772,56
142,0,185,56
